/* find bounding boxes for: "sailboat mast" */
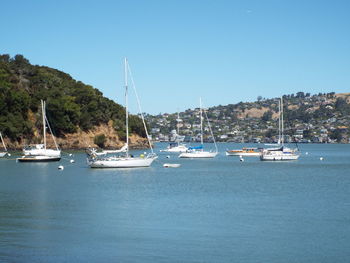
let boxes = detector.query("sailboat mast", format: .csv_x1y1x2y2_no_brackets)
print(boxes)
0,132,7,151
42,100,47,150
124,58,129,157
200,97,203,145
278,99,281,144
177,111,180,135
281,97,284,146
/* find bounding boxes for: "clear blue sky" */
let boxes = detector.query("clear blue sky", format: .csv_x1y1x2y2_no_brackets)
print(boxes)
1,0,349,114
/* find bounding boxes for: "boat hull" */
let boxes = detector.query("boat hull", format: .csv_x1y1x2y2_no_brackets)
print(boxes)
226,151,260,156
0,152,7,158
179,151,218,158
163,163,181,168
17,156,61,162
24,149,61,157
160,147,188,153
89,156,157,168
260,153,299,161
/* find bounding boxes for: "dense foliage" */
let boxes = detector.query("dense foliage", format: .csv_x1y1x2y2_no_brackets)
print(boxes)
94,134,106,148
0,54,145,141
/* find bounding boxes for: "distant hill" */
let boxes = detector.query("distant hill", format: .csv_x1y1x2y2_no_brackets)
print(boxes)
146,92,350,143
0,54,146,149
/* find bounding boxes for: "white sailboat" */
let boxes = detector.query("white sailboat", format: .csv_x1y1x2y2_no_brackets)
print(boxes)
260,97,300,161
160,112,188,153
0,132,8,157
86,144,128,156
17,100,61,162
88,58,157,168
179,98,218,158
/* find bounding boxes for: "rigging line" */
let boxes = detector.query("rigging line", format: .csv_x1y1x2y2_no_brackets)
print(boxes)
127,62,154,154
202,103,218,152
44,113,60,151
0,132,7,151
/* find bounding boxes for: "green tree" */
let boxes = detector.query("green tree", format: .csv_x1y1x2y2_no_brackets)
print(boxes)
94,134,106,148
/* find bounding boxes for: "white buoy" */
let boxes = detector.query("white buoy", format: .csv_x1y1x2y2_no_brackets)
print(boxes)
69,153,73,157
8,153,11,157
163,163,181,168
320,157,324,161
70,159,75,163
305,152,309,155
58,165,64,170
166,155,170,159
240,156,244,162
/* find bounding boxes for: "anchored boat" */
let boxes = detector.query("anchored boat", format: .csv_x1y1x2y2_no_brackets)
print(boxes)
17,100,61,162
179,98,218,158
226,147,261,157
87,58,157,168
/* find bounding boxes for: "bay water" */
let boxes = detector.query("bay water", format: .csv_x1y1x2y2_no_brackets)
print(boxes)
1,143,350,262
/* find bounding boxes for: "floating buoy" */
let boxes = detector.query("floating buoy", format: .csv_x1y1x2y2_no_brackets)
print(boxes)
58,165,64,170
166,155,170,159
70,159,75,163
140,154,145,158
69,153,73,157
163,163,181,168
239,156,244,162
8,153,11,157
305,152,309,155
320,157,324,161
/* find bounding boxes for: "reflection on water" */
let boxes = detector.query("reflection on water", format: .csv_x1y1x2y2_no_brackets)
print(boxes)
1,143,350,262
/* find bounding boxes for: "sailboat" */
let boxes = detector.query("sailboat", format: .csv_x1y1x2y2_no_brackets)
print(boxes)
260,97,300,161
179,98,218,158
0,132,8,157
17,100,61,162
160,112,188,153
264,98,282,146
87,58,157,168
86,144,128,156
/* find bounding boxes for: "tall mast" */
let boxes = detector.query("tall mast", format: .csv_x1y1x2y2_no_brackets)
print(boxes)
42,100,47,150
177,111,180,135
281,97,284,146
124,58,129,157
278,99,281,144
0,132,7,151
200,97,203,145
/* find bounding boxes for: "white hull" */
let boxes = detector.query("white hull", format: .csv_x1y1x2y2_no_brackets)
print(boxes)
226,151,260,157
24,148,61,157
89,156,157,168
0,152,7,158
260,152,299,161
179,151,218,158
163,163,181,168
160,145,188,153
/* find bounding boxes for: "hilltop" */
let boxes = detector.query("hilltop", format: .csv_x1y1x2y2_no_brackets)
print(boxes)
146,92,350,143
0,54,147,149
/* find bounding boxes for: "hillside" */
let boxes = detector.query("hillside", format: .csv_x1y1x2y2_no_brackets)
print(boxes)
146,92,350,143
0,54,147,149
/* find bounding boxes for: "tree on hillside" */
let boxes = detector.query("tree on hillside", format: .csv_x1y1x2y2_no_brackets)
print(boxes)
261,111,273,121
0,54,146,141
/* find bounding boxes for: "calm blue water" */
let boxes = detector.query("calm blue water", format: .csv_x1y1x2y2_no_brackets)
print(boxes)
1,143,350,262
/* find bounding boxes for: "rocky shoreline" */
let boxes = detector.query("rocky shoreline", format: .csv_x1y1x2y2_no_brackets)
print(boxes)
1,124,150,151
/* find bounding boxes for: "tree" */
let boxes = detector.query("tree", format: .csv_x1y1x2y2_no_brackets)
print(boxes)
296,92,305,98
94,134,106,148
261,111,273,121
330,129,342,142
